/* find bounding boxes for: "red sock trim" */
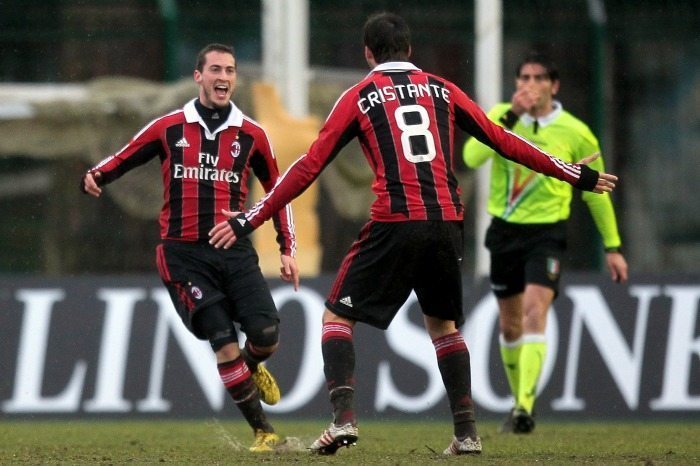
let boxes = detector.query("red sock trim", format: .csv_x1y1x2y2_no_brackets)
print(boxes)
217,357,250,389
322,322,353,343
432,332,468,359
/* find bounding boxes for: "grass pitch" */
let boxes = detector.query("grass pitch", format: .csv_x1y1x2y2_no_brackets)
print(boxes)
1,419,697,464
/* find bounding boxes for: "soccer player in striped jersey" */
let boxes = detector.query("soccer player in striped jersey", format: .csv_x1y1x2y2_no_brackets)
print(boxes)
81,43,299,452
209,13,617,456
463,52,628,434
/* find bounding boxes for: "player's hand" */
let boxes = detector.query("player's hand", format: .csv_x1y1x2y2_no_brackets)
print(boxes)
81,171,103,197
208,209,241,249
605,251,628,284
280,254,300,291
578,153,618,194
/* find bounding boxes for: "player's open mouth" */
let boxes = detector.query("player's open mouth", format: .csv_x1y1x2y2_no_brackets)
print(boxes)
214,84,229,98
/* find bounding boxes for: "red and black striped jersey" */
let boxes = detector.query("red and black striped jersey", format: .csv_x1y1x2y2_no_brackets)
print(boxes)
244,62,597,229
90,98,295,255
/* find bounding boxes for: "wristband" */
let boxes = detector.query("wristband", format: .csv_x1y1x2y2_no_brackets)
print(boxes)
227,213,255,238
573,165,599,192
499,110,519,129
605,246,622,254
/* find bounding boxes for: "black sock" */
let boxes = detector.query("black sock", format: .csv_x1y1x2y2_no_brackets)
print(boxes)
321,322,356,425
218,358,273,433
433,332,477,440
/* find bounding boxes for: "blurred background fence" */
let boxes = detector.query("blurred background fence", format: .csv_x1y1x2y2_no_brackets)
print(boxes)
0,0,699,276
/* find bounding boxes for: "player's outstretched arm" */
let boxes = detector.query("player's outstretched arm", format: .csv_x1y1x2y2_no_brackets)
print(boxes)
578,153,618,194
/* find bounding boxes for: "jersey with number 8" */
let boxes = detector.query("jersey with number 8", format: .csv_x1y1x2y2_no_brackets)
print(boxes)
395,105,437,163
243,62,596,228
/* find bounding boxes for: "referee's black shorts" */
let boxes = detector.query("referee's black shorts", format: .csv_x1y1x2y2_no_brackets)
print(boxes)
326,220,465,330
155,238,278,339
485,217,567,298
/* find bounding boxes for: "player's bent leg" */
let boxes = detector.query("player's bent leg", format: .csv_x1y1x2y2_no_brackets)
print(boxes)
197,304,278,443
216,356,277,445
241,317,281,405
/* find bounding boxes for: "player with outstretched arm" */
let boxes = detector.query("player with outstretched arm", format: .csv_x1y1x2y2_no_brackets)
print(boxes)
81,43,298,452
209,13,617,456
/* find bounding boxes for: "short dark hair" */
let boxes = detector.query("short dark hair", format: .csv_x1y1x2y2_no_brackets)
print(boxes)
195,43,236,71
516,52,559,82
363,12,411,64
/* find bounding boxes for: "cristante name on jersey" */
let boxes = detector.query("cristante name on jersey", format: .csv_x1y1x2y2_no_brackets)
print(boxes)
172,164,240,183
357,82,451,114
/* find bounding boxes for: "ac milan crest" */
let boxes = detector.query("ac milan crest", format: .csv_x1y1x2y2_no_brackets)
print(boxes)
190,286,203,300
230,141,241,158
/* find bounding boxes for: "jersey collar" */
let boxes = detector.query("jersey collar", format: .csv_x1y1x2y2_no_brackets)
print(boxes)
368,61,421,75
183,98,244,140
520,100,563,129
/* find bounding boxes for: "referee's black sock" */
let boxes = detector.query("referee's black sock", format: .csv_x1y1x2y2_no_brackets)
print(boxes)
321,321,356,426
433,332,477,440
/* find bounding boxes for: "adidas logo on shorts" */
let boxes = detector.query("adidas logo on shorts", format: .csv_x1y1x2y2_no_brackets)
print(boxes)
339,296,353,307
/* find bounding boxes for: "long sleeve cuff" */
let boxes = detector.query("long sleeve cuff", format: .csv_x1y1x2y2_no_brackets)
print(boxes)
228,213,255,239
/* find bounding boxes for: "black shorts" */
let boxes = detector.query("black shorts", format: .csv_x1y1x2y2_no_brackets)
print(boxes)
485,217,566,298
155,238,278,339
326,220,465,330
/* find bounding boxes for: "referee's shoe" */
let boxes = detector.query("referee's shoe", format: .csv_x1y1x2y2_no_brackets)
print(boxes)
512,407,535,434
251,364,281,405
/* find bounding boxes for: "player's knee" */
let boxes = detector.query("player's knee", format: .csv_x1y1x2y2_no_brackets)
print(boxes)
246,322,280,349
208,329,238,352
215,341,240,360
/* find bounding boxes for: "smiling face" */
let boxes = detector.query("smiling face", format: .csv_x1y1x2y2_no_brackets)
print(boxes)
194,50,237,109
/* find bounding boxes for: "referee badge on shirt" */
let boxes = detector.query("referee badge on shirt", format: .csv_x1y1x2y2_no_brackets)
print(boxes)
546,257,560,281
230,141,241,158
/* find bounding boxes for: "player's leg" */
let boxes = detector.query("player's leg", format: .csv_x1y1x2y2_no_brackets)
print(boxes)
155,242,277,450
321,310,356,428
413,221,481,455
312,221,411,454
220,242,282,406
424,316,482,455
193,304,279,452
309,309,359,454
239,313,281,406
